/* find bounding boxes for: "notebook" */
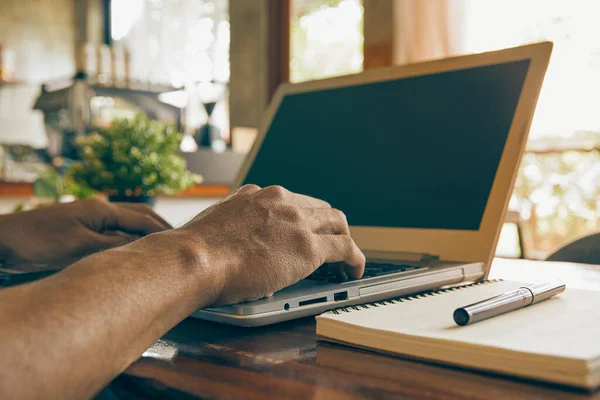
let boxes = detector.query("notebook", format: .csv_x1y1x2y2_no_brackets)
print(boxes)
316,279,600,390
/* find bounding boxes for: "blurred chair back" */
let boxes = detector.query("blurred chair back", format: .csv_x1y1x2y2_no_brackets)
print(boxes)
546,233,600,265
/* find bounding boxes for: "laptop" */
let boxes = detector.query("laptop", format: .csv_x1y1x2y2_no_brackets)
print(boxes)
193,42,552,327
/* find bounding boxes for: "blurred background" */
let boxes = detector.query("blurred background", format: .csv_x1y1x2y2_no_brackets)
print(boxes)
1,0,599,260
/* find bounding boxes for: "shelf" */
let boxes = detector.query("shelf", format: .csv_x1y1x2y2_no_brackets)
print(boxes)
0,182,33,196
0,182,230,198
171,184,230,198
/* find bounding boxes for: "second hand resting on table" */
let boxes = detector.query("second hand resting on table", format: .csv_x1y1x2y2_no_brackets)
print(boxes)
0,198,171,269
0,184,365,399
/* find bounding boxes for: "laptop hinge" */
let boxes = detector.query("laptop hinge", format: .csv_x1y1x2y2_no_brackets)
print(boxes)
363,250,440,263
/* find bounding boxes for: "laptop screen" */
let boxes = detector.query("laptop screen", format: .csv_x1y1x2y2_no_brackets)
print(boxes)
243,60,531,231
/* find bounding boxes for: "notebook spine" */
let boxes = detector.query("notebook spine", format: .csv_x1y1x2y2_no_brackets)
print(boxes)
328,279,503,315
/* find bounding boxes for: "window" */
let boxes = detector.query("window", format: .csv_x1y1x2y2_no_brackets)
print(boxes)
111,0,229,86
290,0,363,82
461,0,600,257
110,0,230,146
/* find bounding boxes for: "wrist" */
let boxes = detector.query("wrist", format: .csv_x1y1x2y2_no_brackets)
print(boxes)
113,230,226,309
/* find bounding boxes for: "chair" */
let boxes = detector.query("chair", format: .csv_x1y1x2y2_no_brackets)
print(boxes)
546,233,600,265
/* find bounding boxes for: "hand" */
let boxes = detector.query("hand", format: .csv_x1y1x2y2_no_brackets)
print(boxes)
0,199,171,268
171,185,366,305
0,187,361,400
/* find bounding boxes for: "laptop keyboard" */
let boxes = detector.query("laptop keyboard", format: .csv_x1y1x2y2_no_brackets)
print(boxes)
306,262,425,284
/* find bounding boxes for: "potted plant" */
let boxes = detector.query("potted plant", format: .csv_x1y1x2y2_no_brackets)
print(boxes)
68,114,202,205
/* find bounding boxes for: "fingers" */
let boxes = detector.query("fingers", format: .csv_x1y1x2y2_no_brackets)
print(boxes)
316,235,366,278
303,208,350,235
115,203,172,230
244,186,358,277
104,206,169,236
68,231,134,260
90,231,133,251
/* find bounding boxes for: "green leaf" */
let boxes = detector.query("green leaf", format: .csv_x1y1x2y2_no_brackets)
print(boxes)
66,112,202,196
12,203,26,213
33,173,63,200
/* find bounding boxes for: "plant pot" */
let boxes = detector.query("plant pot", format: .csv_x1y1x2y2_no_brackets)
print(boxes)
108,195,157,207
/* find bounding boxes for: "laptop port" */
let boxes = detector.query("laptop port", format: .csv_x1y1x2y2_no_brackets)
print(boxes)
334,291,348,301
299,296,327,307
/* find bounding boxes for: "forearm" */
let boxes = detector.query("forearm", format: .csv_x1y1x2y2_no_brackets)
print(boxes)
0,231,222,399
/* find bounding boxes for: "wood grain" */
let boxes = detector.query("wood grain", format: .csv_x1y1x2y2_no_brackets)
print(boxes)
115,260,600,399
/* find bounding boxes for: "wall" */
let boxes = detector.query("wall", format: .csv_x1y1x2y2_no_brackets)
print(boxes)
0,0,76,83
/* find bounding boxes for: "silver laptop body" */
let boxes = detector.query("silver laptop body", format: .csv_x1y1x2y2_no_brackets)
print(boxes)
193,42,552,326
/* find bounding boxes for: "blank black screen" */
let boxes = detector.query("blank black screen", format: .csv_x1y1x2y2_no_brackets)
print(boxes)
244,60,531,230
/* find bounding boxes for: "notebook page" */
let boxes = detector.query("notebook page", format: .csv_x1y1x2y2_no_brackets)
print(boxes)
320,280,600,362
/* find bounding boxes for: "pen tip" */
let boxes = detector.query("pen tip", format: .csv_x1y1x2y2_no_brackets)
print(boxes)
453,308,470,326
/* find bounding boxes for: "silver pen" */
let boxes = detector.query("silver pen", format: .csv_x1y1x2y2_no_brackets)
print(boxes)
453,281,566,326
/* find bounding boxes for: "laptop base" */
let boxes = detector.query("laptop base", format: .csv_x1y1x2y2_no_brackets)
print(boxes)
192,261,485,327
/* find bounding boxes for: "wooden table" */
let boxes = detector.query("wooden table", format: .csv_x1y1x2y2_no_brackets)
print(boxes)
113,259,600,399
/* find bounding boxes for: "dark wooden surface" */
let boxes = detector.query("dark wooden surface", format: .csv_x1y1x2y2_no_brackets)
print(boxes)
118,259,600,399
